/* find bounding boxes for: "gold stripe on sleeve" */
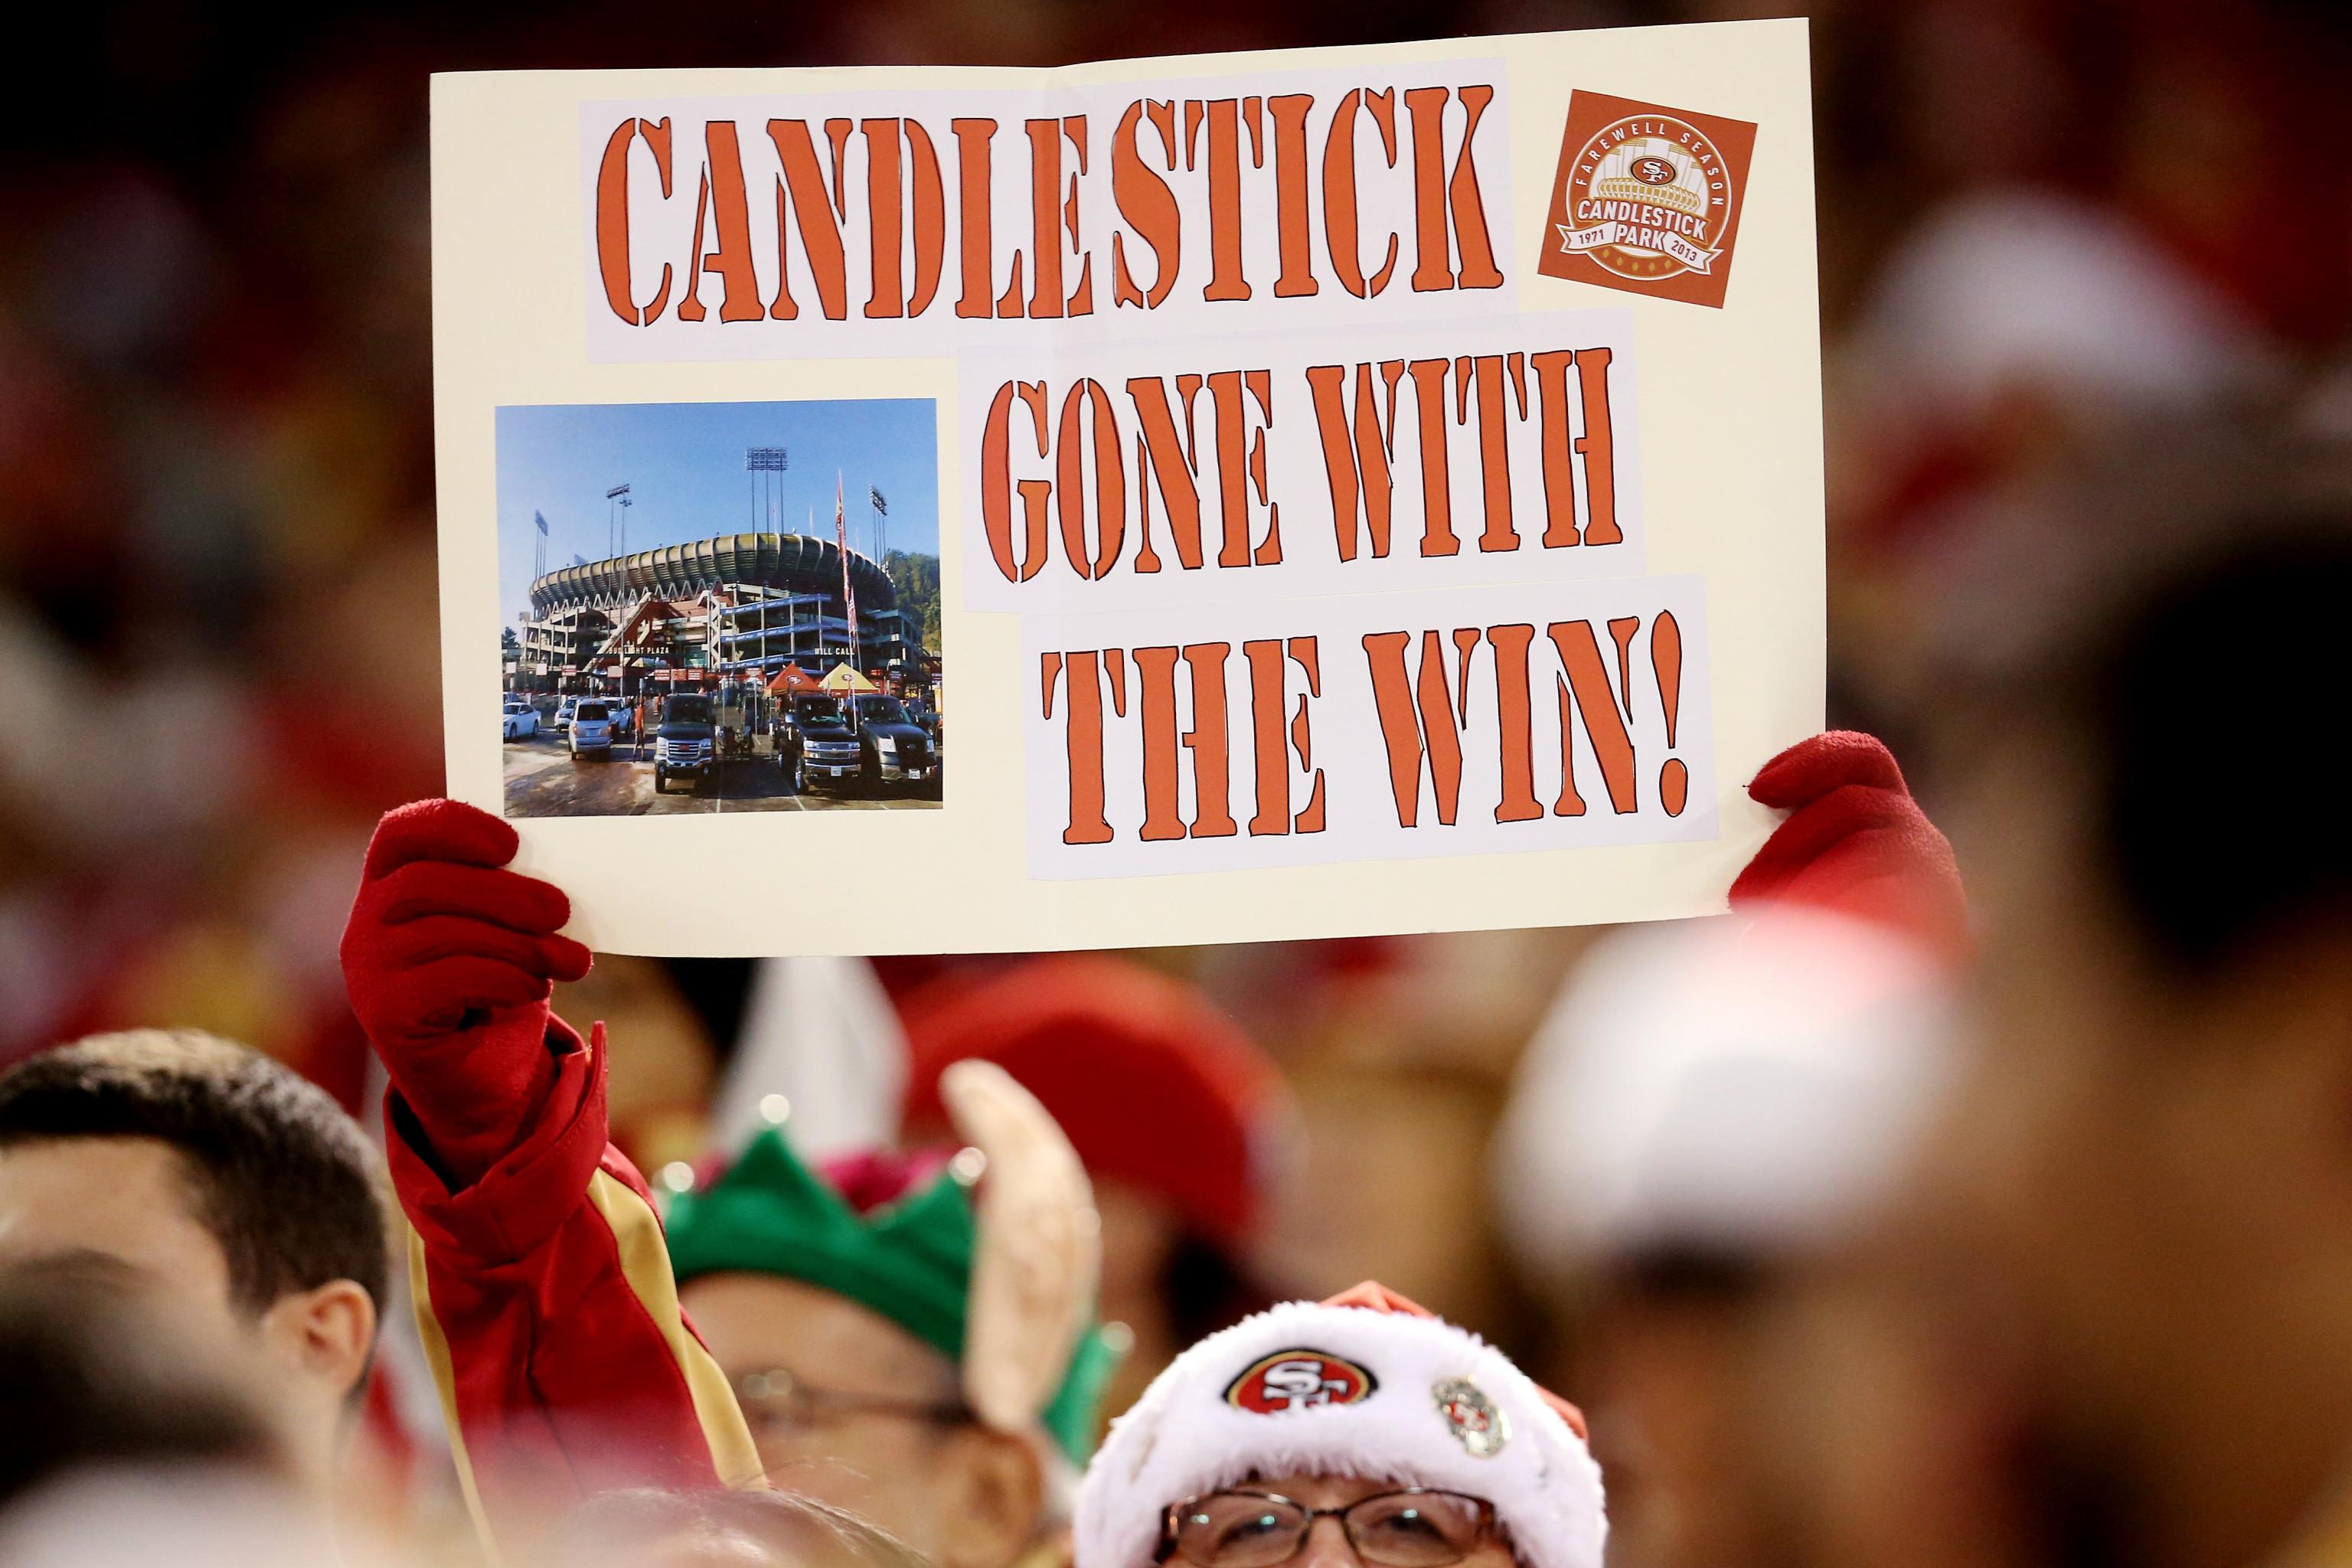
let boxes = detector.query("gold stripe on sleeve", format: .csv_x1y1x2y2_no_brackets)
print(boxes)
584,1169,769,1489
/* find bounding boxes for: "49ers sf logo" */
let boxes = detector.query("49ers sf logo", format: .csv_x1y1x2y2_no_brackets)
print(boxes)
1537,90,1759,309
1226,1351,1379,1413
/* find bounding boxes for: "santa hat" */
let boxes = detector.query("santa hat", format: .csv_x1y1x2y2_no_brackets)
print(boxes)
900,956,1291,1247
1075,1282,1604,1568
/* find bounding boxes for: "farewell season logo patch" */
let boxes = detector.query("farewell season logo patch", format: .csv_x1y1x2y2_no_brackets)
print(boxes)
1538,90,1759,309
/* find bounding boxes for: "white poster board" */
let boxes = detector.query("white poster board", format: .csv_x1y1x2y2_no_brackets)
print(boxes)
432,21,1823,955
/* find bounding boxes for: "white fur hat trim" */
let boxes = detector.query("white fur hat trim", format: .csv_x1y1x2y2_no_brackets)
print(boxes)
1075,1295,1605,1568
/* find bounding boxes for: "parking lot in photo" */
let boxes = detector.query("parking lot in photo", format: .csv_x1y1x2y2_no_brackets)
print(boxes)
500,710,942,817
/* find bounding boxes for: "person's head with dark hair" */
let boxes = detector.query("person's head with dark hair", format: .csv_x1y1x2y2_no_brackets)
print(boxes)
0,1030,386,1485
0,1284,381,1567
1905,413,2352,1568
0,1284,286,1513
545,1485,933,1568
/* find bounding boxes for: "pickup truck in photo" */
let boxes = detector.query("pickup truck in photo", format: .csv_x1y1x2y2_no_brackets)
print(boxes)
653,694,717,793
845,695,938,790
776,695,864,794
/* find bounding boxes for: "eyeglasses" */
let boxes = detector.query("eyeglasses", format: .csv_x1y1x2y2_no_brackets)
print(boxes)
732,1367,972,1438
1157,1489,1498,1568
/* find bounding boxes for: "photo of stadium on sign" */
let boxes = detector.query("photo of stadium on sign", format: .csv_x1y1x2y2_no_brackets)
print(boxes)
495,399,944,818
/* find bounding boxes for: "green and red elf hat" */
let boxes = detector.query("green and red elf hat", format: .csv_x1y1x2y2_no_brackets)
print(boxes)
664,1066,1120,1465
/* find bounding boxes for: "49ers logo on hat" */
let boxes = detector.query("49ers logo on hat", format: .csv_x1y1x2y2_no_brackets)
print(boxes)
1537,90,1759,309
1226,1350,1378,1413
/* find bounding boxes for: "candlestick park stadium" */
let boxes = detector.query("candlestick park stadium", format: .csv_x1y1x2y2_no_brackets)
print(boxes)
509,531,934,694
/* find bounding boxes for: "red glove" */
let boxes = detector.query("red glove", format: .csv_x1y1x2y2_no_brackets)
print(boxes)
341,799,593,1187
1731,731,1968,953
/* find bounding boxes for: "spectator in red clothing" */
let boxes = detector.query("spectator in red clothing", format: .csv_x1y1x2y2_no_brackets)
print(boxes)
341,806,1113,1566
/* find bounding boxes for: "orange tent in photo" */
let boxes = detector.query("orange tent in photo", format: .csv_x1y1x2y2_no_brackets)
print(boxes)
768,664,822,694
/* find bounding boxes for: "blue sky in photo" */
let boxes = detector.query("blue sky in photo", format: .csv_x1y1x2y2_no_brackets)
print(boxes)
495,398,939,626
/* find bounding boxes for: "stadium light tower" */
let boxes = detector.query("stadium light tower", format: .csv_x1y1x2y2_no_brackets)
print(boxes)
869,486,888,564
617,495,634,555
746,446,789,532
605,483,632,557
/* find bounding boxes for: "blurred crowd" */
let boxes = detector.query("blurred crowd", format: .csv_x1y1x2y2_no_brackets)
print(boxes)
3,2,2352,1566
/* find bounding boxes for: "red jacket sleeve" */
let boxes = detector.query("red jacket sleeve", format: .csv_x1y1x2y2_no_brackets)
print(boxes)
387,1015,764,1557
